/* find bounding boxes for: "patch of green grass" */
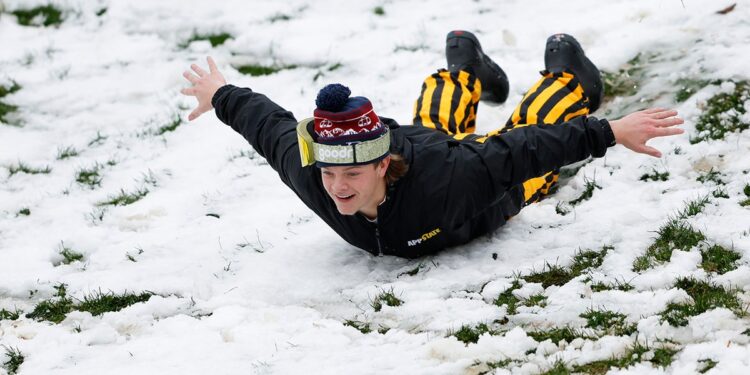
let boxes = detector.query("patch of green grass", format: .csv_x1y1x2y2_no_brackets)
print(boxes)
712,188,729,199
154,114,183,135
0,308,21,321
7,162,51,177
25,284,153,323
268,13,291,22
1,346,24,375
181,32,233,48
25,284,75,323
741,184,750,206
527,326,594,345
691,80,750,143
590,280,634,292
344,320,371,334
580,308,637,336
77,290,153,317
373,6,385,15
570,245,613,275
522,294,548,308
16,207,31,216
58,242,84,265
494,280,521,314
651,347,679,368
88,131,108,146
569,177,601,206
640,168,670,182
521,246,611,291
0,81,21,98
11,5,64,27
698,358,718,374
0,101,19,125
572,340,651,373
678,196,710,218
370,288,403,312
452,323,492,344
696,168,725,185
0,81,22,124
96,188,149,207
398,264,423,277
633,218,705,271
601,53,649,100
523,263,574,288
235,63,297,76
56,145,79,160
95,8,107,17
477,359,513,374
541,359,570,375
393,43,428,53
75,163,103,187
675,78,713,103
555,201,571,216
660,277,744,326
700,244,741,274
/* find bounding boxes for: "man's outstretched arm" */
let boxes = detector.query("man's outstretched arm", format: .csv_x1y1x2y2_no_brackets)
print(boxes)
181,57,306,187
475,108,684,195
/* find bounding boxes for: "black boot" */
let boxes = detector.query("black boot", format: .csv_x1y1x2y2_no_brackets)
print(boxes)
544,33,604,113
446,30,509,105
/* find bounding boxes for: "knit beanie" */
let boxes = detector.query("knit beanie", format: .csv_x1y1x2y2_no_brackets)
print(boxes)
296,84,390,167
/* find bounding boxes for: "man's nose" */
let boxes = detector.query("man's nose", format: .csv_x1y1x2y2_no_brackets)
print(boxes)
332,176,349,191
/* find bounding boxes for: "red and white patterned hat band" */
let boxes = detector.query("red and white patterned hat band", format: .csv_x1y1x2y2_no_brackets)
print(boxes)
313,109,385,141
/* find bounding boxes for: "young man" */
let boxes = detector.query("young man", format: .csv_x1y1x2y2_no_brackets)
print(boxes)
181,31,684,258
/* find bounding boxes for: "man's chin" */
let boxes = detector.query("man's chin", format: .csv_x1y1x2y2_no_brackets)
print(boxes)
335,205,358,216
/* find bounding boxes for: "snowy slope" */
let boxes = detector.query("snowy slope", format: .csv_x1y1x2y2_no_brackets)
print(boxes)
1,0,749,374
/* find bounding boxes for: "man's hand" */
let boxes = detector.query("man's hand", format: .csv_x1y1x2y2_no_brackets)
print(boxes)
609,108,685,158
181,56,227,121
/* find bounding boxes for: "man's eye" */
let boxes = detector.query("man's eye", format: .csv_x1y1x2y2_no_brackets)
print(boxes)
346,173,359,177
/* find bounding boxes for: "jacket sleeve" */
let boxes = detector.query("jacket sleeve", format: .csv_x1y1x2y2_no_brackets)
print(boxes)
211,84,308,189
446,116,616,222
477,116,616,192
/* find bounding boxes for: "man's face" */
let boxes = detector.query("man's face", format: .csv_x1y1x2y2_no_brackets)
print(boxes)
320,158,389,217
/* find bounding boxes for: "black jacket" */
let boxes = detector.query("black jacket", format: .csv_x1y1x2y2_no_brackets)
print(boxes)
213,85,616,258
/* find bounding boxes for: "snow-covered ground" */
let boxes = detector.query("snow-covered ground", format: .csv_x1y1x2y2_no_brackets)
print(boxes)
1,0,749,374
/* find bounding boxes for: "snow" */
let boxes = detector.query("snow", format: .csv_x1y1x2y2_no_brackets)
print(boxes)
1,0,750,374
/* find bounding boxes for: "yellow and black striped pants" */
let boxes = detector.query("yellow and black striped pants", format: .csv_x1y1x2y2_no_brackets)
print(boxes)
413,69,590,204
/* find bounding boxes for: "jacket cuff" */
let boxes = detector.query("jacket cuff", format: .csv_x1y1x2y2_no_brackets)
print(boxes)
599,118,617,147
211,84,237,109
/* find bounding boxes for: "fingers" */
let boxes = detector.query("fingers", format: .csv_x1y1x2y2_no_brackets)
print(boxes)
651,109,678,119
207,56,218,73
643,107,666,114
183,71,199,84
188,108,205,121
653,127,685,137
180,87,196,96
641,145,662,158
655,116,684,127
191,63,208,77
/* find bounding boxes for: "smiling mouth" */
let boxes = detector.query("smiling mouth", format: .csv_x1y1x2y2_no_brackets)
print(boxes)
335,194,355,201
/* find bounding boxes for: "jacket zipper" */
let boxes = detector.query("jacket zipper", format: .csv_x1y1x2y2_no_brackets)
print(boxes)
375,227,384,257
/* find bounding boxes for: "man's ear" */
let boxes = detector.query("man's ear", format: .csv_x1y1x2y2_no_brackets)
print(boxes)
376,155,391,177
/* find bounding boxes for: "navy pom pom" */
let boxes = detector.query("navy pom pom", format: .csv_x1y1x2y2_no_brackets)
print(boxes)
316,83,351,112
